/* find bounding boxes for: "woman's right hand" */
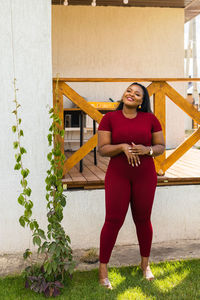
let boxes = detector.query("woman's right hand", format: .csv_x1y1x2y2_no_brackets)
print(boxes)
122,144,141,167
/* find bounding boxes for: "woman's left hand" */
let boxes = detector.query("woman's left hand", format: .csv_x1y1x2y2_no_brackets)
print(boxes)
130,142,150,156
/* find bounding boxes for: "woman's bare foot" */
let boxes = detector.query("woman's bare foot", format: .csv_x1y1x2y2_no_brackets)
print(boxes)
99,263,112,289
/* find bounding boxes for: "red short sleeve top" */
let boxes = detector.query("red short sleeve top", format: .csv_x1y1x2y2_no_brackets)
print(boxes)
98,110,162,146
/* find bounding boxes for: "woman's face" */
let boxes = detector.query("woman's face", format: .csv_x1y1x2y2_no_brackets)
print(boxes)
122,84,143,108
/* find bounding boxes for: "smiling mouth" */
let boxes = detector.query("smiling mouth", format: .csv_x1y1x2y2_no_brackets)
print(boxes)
127,97,134,102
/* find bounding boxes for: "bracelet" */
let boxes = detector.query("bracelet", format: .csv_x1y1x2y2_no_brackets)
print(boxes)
149,146,153,156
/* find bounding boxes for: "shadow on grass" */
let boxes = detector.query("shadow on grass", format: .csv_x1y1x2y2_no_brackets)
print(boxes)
106,259,200,300
69,259,200,300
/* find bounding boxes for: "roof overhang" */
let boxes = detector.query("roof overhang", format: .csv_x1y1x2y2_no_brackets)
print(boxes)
52,0,200,23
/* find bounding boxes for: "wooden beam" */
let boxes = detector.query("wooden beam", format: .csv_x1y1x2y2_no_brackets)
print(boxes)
160,128,200,173
63,134,98,174
59,82,103,123
53,78,200,82
146,81,164,97
153,86,166,175
164,82,200,124
53,80,64,153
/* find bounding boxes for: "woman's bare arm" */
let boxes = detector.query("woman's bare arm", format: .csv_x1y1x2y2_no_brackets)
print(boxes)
150,131,165,156
130,131,165,157
98,131,140,166
98,131,125,157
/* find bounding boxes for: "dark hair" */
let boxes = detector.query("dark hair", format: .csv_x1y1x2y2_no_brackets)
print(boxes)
116,82,152,113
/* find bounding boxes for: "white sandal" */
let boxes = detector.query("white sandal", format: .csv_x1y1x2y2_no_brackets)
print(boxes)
99,278,113,289
141,265,155,281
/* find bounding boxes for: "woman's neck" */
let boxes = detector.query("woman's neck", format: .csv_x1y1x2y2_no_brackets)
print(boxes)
122,106,137,118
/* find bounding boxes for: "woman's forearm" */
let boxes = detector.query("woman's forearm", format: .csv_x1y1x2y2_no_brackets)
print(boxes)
98,144,126,157
151,144,165,157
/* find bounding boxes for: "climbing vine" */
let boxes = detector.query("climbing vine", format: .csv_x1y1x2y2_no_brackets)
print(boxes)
12,78,75,297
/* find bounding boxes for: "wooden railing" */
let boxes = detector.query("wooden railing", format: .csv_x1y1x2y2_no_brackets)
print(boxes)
53,78,200,176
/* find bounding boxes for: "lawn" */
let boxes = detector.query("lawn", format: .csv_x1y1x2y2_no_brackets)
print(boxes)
0,259,199,300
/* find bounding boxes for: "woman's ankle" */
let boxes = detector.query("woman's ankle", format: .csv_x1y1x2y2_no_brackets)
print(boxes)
99,263,108,279
140,256,150,270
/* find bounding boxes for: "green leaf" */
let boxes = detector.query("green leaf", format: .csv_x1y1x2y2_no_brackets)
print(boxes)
47,153,52,161
33,236,41,246
60,197,66,207
23,249,32,260
33,220,39,230
43,261,48,272
53,149,61,157
15,153,21,162
40,241,48,253
38,229,46,239
12,110,17,115
19,129,24,136
18,118,21,124
56,169,63,179
55,246,61,257
24,209,32,218
12,126,17,133
20,147,27,155
13,141,19,149
20,179,27,188
52,260,57,272
46,185,51,191
19,216,25,227
18,194,25,205
48,134,52,145
49,242,57,254
30,222,35,230
25,202,31,210
66,235,71,243
60,129,65,138
21,169,30,179
14,163,21,170
24,187,31,196
57,184,63,193
47,263,52,275
49,108,54,114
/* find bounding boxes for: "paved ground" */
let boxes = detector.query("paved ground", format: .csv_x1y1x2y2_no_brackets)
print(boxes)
0,239,200,277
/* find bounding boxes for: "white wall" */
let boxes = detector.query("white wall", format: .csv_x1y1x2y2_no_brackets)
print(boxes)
64,186,200,249
52,6,185,148
0,1,197,255
0,185,200,253
0,0,52,252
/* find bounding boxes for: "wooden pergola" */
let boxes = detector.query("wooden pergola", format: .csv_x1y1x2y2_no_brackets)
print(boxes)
52,0,200,23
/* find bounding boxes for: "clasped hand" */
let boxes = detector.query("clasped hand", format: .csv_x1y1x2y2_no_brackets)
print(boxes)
123,142,150,167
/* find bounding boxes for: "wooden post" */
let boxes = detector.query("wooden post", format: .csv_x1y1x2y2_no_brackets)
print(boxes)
53,80,64,154
153,83,166,175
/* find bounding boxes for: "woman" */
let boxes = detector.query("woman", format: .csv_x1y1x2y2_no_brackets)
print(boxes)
98,83,165,289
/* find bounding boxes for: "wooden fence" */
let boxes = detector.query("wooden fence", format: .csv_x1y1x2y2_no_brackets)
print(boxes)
53,78,200,176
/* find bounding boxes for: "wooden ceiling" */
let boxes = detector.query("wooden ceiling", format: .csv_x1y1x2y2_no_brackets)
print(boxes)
52,0,200,22
185,0,200,22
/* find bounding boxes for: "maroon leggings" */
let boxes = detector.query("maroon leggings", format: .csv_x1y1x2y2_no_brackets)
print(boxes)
99,154,157,263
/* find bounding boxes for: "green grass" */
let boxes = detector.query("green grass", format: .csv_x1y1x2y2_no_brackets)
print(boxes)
0,259,200,300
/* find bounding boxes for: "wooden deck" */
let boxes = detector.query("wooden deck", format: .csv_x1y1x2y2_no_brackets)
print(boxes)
62,148,200,189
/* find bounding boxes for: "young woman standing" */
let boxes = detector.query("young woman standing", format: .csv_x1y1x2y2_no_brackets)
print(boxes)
98,83,165,289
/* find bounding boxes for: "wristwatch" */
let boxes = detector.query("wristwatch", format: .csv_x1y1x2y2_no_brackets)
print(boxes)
149,146,153,156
